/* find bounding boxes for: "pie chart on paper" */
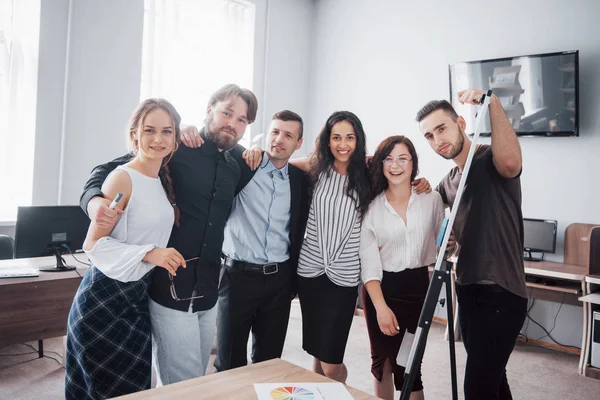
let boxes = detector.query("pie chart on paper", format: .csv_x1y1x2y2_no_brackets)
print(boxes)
269,386,316,400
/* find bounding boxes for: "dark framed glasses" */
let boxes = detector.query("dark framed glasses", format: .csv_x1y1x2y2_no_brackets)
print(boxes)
168,256,204,302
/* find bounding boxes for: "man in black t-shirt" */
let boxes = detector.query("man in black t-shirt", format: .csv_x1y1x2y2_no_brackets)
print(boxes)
416,88,527,400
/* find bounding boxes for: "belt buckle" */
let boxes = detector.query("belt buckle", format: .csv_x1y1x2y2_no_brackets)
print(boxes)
262,263,278,275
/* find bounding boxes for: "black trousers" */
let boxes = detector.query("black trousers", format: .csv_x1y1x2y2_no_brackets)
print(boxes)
214,260,294,372
456,283,527,400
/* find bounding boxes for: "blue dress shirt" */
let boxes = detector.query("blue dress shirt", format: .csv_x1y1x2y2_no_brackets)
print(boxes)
222,154,291,264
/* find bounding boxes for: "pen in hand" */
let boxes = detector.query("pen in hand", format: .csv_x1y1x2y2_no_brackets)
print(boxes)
109,193,123,209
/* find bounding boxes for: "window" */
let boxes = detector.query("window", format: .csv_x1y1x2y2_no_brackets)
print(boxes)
0,0,40,222
141,0,256,147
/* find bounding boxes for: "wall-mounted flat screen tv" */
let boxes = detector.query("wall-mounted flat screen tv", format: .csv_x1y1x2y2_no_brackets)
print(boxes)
449,50,578,137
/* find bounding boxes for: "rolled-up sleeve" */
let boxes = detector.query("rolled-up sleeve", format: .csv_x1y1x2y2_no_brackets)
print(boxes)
360,210,383,284
85,237,156,282
434,192,445,236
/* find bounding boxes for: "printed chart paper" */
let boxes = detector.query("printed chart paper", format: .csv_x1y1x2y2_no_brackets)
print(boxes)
254,382,354,400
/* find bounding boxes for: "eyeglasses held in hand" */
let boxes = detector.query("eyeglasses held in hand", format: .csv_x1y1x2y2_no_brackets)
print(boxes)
168,256,204,302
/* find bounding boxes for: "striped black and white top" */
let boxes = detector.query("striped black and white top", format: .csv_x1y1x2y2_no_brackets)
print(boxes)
297,169,361,287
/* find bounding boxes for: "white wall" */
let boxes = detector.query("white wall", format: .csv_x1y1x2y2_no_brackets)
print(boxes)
32,0,145,206
255,0,315,154
59,0,145,204
31,0,70,206
307,0,600,348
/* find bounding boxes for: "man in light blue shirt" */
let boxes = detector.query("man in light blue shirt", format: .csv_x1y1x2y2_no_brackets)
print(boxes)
215,110,310,371
221,154,291,265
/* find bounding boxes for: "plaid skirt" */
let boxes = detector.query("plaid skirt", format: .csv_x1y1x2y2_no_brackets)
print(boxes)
65,266,153,400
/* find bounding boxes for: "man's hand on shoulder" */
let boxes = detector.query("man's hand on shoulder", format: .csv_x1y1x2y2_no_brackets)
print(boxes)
180,125,204,148
412,177,432,194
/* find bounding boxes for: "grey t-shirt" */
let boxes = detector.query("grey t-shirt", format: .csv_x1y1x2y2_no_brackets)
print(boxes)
436,145,527,298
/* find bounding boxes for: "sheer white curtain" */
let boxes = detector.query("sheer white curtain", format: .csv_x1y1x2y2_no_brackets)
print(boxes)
0,0,40,222
141,0,255,146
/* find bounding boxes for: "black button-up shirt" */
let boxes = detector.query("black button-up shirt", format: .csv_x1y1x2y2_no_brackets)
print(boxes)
151,132,240,311
80,130,240,312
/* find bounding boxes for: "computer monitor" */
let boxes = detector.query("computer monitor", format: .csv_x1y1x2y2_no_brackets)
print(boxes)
15,206,90,271
523,218,557,262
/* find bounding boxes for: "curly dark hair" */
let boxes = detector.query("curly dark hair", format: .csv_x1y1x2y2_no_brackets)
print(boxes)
370,135,419,199
310,111,371,215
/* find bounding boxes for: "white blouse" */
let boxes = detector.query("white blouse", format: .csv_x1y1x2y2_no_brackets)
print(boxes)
360,189,445,284
84,165,174,282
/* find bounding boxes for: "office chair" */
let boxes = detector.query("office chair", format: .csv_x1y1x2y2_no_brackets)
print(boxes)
0,234,15,260
590,226,600,273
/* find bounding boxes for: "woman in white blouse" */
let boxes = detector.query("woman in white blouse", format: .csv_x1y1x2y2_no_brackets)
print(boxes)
65,99,186,399
360,135,446,400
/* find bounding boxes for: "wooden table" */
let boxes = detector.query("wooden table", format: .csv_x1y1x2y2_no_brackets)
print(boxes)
0,255,88,355
112,359,380,400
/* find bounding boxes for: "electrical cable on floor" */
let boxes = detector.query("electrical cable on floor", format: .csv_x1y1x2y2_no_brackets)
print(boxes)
23,343,64,360
535,293,565,342
1,343,65,360
520,289,580,350
0,346,63,368
0,351,38,357
519,290,535,342
43,354,62,365
526,311,580,350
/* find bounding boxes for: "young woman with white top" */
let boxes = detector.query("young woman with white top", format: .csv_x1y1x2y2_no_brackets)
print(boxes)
360,135,446,400
65,99,186,399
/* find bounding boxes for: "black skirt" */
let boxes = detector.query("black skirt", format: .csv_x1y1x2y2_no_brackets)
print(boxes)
297,274,358,364
65,266,153,400
364,266,429,392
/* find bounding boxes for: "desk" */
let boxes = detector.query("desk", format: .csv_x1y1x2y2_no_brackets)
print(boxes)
0,255,87,354
524,261,586,306
525,261,589,374
111,359,380,399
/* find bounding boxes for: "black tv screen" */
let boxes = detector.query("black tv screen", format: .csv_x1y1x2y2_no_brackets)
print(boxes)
449,50,579,137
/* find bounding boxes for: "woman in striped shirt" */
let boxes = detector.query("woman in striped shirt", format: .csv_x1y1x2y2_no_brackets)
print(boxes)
360,136,452,400
295,111,372,383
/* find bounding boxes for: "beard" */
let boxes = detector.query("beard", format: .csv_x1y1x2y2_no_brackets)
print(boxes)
204,114,240,150
439,127,465,160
